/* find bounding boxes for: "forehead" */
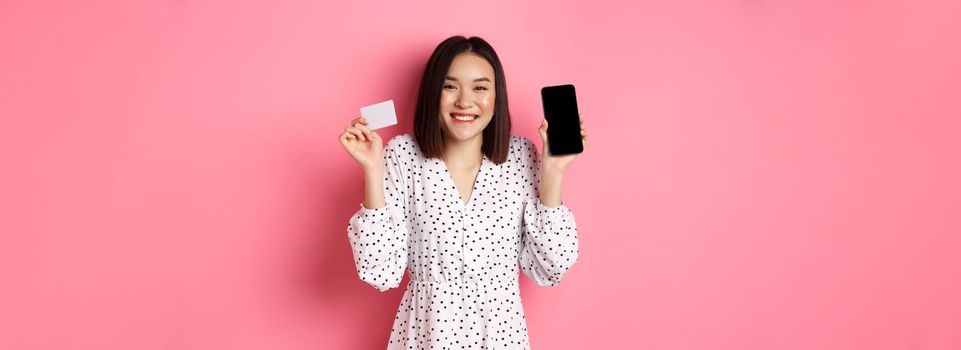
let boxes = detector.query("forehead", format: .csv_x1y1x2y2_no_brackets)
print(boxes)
446,53,494,81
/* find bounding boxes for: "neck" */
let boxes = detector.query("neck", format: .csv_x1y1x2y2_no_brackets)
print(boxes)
442,134,484,170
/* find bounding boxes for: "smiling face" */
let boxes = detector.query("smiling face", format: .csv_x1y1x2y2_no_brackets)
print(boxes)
439,53,496,143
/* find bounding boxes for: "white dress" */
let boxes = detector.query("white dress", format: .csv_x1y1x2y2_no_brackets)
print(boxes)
346,133,579,349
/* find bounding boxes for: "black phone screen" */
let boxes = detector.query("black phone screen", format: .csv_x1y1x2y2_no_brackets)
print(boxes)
540,84,583,156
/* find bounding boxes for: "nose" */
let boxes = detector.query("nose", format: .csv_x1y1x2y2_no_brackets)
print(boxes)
455,90,474,109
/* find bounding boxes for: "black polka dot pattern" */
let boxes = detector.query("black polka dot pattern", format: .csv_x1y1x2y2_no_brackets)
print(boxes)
347,133,580,349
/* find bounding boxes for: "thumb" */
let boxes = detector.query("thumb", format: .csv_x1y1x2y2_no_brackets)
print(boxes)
539,119,548,140
539,119,550,154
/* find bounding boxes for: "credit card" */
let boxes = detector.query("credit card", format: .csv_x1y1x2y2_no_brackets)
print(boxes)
360,99,398,130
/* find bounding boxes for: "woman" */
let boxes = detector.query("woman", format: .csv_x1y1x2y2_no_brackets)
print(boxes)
338,35,588,349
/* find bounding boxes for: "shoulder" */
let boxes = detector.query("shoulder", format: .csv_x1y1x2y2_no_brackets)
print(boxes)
384,133,421,160
508,134,539,164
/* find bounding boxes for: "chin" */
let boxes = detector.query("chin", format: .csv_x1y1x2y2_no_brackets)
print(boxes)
445,130,483,141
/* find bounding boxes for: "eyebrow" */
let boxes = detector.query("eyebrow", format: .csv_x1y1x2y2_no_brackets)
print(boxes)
445,76,492,83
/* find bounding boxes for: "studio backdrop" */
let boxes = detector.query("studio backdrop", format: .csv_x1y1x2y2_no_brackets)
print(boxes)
2,0,960,349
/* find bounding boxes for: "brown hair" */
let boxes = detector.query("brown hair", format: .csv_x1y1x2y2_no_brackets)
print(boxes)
413,35,512,164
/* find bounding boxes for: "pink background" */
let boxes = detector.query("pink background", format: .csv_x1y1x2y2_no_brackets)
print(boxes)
2,0,960,349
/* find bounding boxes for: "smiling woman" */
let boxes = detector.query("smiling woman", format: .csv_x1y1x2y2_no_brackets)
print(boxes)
439,55,495,143
338,35,586,350
413,36,513,164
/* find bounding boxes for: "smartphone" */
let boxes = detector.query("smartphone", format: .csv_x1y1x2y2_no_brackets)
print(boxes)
540,84,583,155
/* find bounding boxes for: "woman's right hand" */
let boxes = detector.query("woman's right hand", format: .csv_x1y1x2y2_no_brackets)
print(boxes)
339,117,384,172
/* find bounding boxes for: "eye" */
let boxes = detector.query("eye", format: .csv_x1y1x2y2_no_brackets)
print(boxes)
443,84,456,90
475,86,488,91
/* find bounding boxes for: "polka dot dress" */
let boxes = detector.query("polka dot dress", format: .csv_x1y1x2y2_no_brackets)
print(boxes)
347,134,579,349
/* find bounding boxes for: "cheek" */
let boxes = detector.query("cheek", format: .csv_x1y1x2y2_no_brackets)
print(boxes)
479,94,495,109
439,93,457,106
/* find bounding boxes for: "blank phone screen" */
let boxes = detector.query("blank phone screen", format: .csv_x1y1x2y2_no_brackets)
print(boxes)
541,84,583,155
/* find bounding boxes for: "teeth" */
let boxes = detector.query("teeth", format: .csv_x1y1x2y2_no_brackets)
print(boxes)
453,114,476,121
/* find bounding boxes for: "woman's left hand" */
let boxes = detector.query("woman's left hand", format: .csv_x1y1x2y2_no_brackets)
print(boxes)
538,113,587,175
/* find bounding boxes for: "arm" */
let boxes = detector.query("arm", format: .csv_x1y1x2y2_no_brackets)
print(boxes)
538,166,564,208
518,138,580,286
346,139,410,292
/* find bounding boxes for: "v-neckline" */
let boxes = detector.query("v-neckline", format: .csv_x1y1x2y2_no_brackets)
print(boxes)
437,154,487,209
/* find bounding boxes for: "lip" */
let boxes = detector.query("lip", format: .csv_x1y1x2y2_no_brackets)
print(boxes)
450,112,479,124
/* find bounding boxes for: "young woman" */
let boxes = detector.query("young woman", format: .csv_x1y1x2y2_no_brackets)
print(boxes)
338,35,588,349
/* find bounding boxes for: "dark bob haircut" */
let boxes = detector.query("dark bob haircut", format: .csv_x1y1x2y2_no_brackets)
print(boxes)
413,35,512,165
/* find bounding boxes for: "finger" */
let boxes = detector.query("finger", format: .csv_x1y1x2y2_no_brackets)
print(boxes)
353,117,369,127
344,126,363,140
342,131,356,141
346,127,366,141
351,121,370,141
351,128,367,142
355,123,372,140
352,117,369,125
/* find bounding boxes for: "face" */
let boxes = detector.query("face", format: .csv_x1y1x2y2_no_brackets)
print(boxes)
439,53,496,143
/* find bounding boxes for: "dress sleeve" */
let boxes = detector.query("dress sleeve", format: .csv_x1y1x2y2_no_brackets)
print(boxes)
517,138,580,287
346,139,410,292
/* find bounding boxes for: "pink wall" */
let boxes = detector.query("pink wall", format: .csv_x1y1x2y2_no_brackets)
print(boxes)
2,0,960,349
